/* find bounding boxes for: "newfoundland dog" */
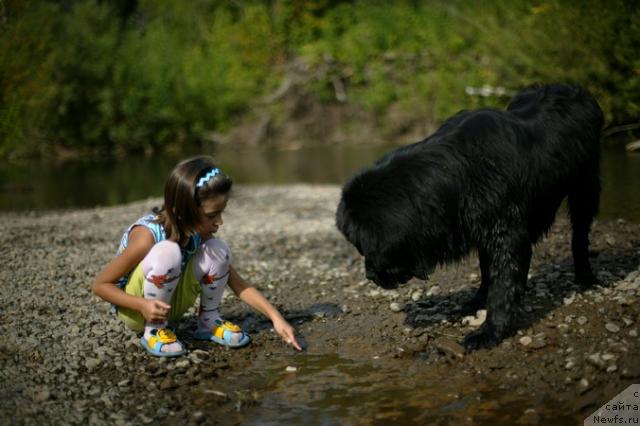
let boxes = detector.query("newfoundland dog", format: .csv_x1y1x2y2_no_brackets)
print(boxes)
336,84,604,350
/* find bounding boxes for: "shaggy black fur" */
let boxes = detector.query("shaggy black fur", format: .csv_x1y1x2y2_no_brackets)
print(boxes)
336,84,604,350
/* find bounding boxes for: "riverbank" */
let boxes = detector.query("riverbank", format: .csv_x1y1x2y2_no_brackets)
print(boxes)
1,185,639,425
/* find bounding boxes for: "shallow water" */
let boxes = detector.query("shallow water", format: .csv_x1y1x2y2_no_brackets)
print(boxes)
1,143,639,222
208,351,581,425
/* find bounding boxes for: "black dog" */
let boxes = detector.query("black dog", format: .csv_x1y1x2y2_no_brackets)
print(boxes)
336,84,603,350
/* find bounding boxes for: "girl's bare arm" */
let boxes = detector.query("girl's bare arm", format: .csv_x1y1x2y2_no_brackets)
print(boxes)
228,265,302,350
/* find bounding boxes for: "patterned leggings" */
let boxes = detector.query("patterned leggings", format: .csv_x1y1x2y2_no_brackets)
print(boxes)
117,238,231,332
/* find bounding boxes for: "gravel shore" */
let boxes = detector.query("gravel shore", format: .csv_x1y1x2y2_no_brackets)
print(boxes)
1,185,639,425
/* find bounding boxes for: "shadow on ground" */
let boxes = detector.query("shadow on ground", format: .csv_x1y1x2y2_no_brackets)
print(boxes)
403,242,640,341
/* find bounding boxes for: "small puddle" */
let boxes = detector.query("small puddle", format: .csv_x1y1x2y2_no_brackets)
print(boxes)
202,351,582,425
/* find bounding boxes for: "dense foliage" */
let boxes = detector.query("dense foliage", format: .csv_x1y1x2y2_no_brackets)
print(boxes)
1,0,638,158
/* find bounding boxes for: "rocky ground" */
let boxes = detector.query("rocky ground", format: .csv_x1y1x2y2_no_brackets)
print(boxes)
1,185,639,425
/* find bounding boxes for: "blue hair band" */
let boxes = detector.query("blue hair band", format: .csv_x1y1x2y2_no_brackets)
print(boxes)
196,168,220,188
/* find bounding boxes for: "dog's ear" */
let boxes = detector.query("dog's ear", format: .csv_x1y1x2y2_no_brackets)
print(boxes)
338,187,374,235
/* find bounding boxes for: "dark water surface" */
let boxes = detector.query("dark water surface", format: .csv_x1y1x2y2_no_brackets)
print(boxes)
208,351,581,425
0,144,386,211
1,143,638,221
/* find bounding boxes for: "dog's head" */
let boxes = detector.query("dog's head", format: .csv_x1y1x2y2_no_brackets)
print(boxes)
361,243,436,289
336,167,437,289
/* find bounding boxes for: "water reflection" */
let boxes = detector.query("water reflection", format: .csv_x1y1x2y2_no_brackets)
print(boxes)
208,351,581,425
1,143,638,221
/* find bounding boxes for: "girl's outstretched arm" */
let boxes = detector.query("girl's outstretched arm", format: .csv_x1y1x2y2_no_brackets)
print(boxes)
228,265,302,351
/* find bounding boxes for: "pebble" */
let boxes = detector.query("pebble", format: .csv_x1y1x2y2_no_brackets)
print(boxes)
605,323,620,333
579,378,590,390
530,335,547,349
587,353,606,369
189,349,209,361
84,358,101,371
517,408,540,424
204,389,228,398
462,310,486,327
519,336,533,346
389,302,403,313
175,359,190,369
285,366,298,372
461,316,479,326
411,290,423,301
426,285,440,296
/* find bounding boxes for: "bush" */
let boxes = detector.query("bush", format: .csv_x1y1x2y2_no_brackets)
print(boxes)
1,0,638,159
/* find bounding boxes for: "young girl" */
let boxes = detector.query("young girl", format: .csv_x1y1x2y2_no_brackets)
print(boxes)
92,155,302,357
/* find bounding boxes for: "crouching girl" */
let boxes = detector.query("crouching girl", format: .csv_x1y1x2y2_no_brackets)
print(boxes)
92,156,301,357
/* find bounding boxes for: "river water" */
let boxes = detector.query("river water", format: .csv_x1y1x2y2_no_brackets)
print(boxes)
211,351,582,425
1,143,638,222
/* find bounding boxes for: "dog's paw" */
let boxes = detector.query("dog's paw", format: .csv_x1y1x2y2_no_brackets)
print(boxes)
463,324,502,351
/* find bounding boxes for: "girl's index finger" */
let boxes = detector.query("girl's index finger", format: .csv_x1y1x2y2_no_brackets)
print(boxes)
288,335,303,351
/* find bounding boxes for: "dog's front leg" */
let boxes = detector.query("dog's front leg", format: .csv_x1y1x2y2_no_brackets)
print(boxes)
463,228,531,350
461,250,491,314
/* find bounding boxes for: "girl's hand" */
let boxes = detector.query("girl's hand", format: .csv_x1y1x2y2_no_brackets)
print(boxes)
140,299,171,323
273,316,303,351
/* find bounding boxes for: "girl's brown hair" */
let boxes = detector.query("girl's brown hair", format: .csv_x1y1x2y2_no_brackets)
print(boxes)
153,155,232,245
